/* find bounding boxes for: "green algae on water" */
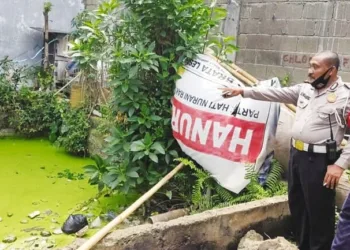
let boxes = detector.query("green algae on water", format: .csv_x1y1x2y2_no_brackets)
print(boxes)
0,137,96,248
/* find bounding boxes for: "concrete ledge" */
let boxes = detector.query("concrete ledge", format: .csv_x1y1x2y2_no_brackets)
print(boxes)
65,196,291,250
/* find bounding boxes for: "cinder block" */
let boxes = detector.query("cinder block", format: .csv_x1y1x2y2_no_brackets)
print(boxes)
271,36,298,52
246,34,271,50
327,21,350,37
85,0,98,5
285,20,315,36
251,3,276,20
256,51,282,65
314,21,333,37
216,0,230,4
239,20,260,34
274,3,303,19
292,68,309,84
237,34,247,49
318,37,337,52
236,63,267,80
337,38,350,54
266,65,294,81
236,49,257,64
259,20,287,35
297,37,319,53
334,2,350,20
339,71,350,82
302,2,333,20
240,6,251,19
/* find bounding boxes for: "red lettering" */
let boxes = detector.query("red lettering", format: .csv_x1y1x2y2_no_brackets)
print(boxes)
343,58,349,68
171,98,265,162
283,55,289,62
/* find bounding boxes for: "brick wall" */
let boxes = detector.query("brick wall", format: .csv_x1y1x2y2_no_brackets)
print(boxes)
236,0,350,84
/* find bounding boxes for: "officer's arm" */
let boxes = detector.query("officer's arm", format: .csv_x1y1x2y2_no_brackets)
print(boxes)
335,102,350,170
336,143,350,170
243,84,303,105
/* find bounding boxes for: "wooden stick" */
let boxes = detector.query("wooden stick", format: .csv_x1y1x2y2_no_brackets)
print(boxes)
77,163,185,250
227,62,259,84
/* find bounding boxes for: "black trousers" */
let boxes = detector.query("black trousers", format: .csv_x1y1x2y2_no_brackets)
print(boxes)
288,147,336,250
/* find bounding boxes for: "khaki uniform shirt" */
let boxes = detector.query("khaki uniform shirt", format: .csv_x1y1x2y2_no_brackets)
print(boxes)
243,77,350,169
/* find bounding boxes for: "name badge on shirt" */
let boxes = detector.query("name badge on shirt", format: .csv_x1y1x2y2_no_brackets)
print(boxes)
327,93,337,103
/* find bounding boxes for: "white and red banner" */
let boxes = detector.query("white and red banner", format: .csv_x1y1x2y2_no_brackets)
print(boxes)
172,54,281,193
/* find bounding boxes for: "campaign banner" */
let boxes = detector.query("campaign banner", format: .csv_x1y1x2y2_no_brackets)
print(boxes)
172,54,281,193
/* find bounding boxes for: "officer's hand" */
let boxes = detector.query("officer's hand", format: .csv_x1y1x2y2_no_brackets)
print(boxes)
323,165,344,189
219,88,244,98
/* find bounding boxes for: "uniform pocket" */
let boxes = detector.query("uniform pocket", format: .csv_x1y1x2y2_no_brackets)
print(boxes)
317,106,335,119
297,97,309,109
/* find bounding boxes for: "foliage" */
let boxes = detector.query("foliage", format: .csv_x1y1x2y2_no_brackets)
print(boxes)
9,87,60,135
174,158,287,213
37,64,54,89
54,105,91,155
0,58,90,154
75,0,237,195
57,169,85,180
280,74,291,87
83,155,108,192
43,1,52,14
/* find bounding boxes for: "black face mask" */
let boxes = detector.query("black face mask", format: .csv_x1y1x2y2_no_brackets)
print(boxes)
310,67,333,90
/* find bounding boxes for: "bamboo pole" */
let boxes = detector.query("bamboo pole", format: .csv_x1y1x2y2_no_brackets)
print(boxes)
77,163,185,250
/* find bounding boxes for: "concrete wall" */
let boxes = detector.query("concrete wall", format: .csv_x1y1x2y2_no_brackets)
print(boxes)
236,0,350,84
215,0,241,62
0,0,84,65
83,0,100,10
64,196,291,250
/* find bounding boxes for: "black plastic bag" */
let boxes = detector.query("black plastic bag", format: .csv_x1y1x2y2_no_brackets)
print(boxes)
61,214,88,234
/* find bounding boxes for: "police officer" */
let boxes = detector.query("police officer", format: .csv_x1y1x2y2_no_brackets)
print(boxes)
221,51,350,250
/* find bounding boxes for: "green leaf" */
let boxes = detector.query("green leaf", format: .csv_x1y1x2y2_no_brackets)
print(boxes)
123,142,130,152
151,142,165,154
130,140,145,151
149,153,158,163
176,46,185,51
144,132,152,146
165,154,170,164
150,115,162,121
133,103,140,109
122,84,129,93
132,152,144,162
169,150,178,157
109,179,120,189
102,173,118,185
83,165,98,174
120,58,134,64
148,41,156,51
165,190,172,200
128,108,135,117
129,65,139,79
126,171,139,178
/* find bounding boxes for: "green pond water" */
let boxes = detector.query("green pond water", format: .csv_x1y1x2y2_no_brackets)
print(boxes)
0,138,136,249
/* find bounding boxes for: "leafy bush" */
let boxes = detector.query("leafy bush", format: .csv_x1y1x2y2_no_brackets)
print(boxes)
9,87,60,135
176,158,287,213
55,106,91,155
74,0,236,194
0,58,90,154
